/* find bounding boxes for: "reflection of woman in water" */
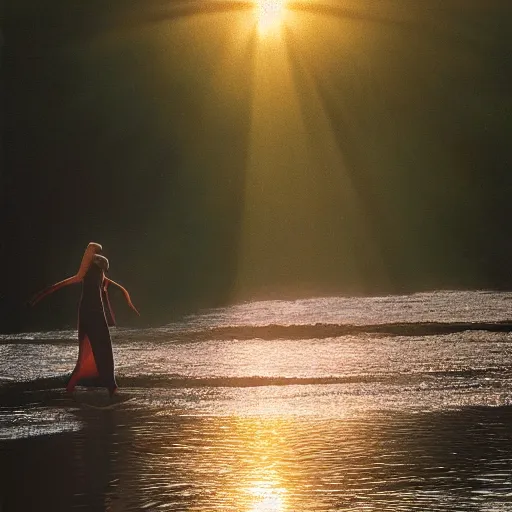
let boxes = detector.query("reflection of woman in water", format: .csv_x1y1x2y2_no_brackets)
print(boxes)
29,242,139,395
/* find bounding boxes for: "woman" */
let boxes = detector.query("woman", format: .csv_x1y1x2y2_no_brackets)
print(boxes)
30,242,139,395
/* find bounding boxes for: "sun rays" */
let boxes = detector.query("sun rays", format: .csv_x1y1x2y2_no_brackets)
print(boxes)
232,8,378,298
147,0,387,300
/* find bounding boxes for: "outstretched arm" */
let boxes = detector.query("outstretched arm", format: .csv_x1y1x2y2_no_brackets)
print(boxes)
28,242,102,307
104,277,140,316
29,275,80,306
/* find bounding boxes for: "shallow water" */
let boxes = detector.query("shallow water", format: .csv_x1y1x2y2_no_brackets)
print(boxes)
3,406,512,511
2,291,512,510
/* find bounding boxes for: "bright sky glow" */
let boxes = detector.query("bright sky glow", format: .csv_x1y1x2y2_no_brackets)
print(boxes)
255,0,287,34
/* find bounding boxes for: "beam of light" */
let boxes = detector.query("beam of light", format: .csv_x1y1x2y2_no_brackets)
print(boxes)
234,13,381,299
145,1,389,300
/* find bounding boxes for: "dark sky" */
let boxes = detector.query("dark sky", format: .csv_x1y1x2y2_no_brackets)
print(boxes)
1,0,512,332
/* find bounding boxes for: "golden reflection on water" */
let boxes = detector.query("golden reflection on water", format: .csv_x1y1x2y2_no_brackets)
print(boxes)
7,402,512,511
247,480,286,512
231,418,290,512
120,413,311,511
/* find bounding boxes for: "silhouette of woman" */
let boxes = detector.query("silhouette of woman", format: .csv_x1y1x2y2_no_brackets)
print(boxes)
29,242,139,395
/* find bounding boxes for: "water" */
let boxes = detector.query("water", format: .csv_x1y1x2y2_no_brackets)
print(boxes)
2,290,512,510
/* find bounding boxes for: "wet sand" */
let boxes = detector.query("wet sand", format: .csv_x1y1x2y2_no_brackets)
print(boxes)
2,401,512,511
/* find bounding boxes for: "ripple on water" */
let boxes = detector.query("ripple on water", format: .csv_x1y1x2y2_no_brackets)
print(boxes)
2,404,512,510
0,406,82,440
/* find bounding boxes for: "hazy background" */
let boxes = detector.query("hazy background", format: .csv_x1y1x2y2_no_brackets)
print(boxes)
1,0,512,332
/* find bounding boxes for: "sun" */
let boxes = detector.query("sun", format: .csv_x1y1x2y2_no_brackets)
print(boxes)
255,0,287,34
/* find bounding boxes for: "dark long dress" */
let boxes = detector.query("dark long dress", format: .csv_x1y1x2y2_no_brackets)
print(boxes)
66,263,118,394
29,242,138,393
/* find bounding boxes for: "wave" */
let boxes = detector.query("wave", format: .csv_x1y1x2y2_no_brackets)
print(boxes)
1,367,508,399
2,321,512,344
184,321,512,341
